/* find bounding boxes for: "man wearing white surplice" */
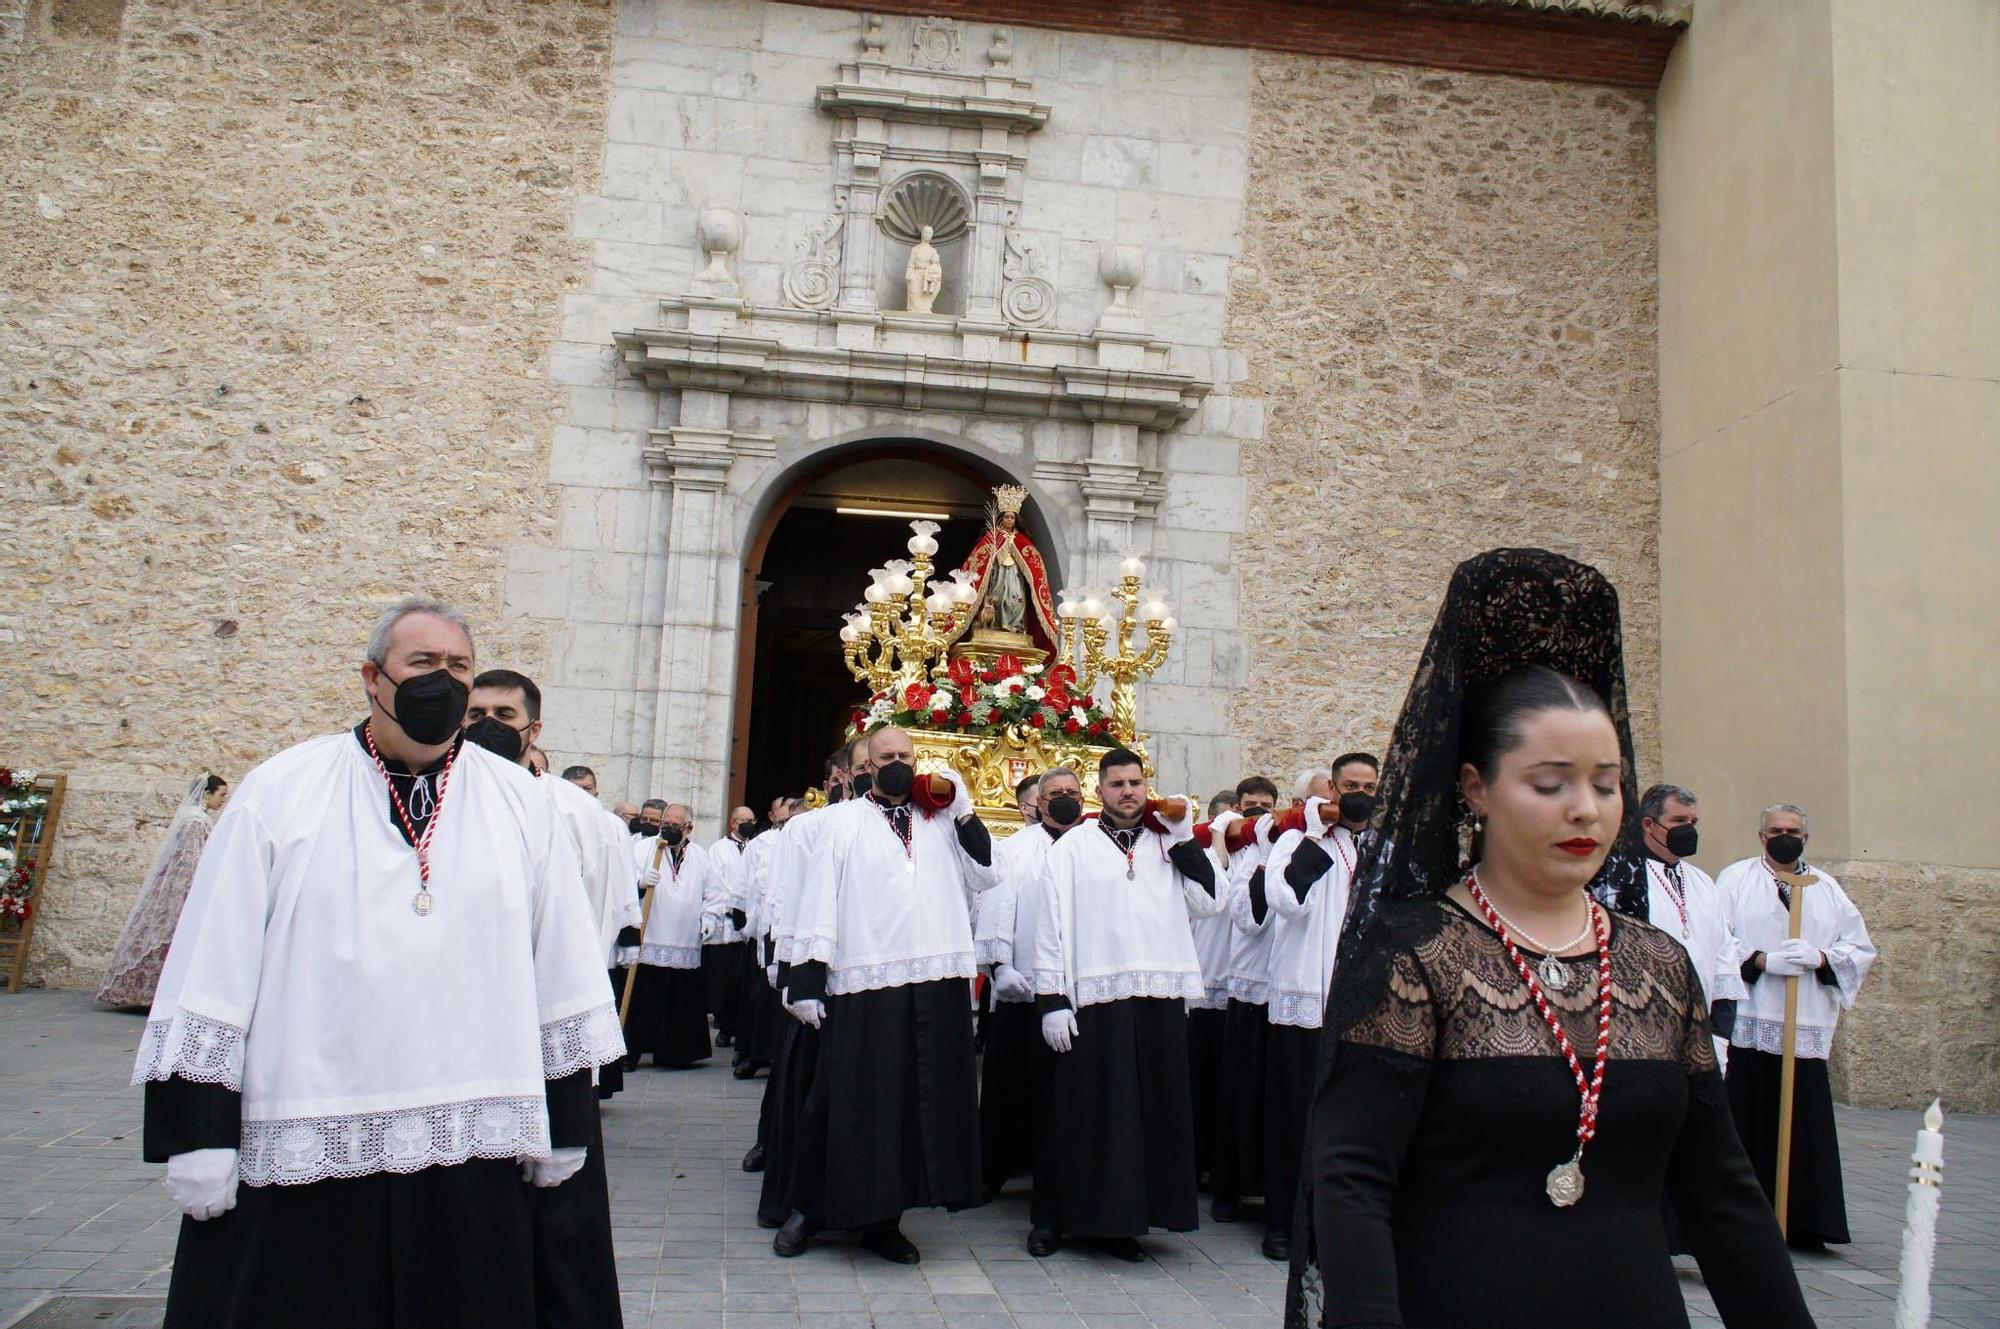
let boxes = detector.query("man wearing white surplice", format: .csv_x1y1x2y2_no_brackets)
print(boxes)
135,598,624,1329
775,725,995,1265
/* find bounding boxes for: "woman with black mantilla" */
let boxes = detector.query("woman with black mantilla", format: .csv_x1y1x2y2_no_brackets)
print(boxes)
1285,549,1812,1329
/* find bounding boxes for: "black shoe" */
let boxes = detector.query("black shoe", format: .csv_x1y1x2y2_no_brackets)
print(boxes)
756,1211,783,1230
620,1054,641,1072
1027,1227,1062,1258
732,1060,760,1080
1092,1235,1145,1263
1211,1197,1239,1223
716,1032,735,1048
773,1211,820,1257
860,1224,921,1265
741,1144,766,1173
1261,1230,1291,1261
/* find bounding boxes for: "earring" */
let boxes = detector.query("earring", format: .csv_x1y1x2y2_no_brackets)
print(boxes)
1472,814,1484,834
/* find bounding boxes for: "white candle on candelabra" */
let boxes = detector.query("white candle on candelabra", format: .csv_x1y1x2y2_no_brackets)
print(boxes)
1893,1099,1944,1329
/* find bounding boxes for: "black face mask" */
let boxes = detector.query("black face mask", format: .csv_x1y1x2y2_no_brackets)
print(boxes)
1338,792,1376,825
627,817,647,835
1664,823,1700,858
1043,794,1083,827
463,716,527,763
731,823,754,840
849,771,875,799
1765,832,1804,866
380,667,468,746
637,821,661,838
873,761,915,799
662,825,686,846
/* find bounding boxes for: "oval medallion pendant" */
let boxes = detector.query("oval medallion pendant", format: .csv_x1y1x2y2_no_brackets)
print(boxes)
1546,1158,1585,1207
1537,955,1573,992
904,859,916,876
413,889,435,917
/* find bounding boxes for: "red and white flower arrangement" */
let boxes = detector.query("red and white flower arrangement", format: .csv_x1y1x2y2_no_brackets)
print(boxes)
849,656,1116,744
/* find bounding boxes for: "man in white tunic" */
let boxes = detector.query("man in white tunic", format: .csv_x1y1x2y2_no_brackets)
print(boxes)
1638,782,1741,1066
973,765,1085,1199
136,599,623,1329
1719,803,1876,1250
705,806,758,1059
776,726,995,1263
464,667,632,1327
1211,778,1283,1224
1259,752,1376,1261
1028,748,1221,1260
624,803,724,1068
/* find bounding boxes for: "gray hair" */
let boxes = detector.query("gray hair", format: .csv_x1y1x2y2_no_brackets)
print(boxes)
366,597,475,667
1639,783,1698,822
640,799,668,813
1759,803,1809,832
1293,768,1325,799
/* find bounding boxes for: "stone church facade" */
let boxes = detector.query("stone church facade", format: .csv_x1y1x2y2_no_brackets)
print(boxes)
4,0,1994,1110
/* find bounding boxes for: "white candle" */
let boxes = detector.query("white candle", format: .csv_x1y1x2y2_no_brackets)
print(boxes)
1893,1099,1944,1329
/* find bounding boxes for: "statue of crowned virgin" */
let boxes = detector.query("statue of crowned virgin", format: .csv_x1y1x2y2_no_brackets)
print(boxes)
952,484,1061,659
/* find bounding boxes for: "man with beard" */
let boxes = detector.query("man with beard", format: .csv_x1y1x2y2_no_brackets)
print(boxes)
1028,749,1219,1259
464,668,629,1327
973,765,1085,1200
775,727,994,1263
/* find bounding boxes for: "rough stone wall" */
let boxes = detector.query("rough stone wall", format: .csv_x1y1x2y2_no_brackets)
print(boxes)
1832,860,2000,1113
1226,51,1662,782
0,0,612,990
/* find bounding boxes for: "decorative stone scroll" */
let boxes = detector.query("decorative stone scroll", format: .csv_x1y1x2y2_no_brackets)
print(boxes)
1000,232,1055,329
782,204,845,310
909,16,964,71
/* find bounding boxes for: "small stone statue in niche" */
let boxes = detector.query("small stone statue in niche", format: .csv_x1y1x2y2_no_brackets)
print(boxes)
904,225,943,315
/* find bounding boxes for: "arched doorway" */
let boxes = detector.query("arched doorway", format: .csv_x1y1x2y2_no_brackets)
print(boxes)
730,441,1062,812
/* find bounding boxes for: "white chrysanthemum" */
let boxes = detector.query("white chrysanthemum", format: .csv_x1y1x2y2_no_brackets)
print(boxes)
1025,685,1046,701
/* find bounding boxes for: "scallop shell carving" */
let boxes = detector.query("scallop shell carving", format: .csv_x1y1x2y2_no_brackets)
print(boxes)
878,172,970,246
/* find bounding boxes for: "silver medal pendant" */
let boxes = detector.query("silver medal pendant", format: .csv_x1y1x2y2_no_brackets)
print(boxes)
1126,862,1136,881
1546,1156,1585,1207
904,858,916,876
1537,954,1573,992
412,889,435,917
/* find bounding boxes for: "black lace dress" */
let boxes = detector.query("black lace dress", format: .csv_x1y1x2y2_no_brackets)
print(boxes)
1306,897,1812,1329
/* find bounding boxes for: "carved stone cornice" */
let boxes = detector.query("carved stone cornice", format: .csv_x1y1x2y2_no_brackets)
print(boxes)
816,79,1051,135
614,326,1210,432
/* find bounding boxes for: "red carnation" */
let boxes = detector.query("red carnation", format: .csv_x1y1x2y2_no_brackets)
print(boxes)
1063,717,1081,735
958,710,977,727
930,707,950,725
1028,711,1046,728
1089,719,1108,736
986,707,1002,724
980,669,998,685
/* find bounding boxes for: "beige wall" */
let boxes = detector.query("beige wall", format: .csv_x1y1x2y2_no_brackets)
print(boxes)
1658,0,2000,1109
1227,52,1664,782
1,0,611,989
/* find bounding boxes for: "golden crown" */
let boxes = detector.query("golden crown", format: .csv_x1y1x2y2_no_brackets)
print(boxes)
993,484,1027,515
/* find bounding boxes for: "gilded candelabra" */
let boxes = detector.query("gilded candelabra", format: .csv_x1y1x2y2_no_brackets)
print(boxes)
840,520,979,694
1056,553,1177,746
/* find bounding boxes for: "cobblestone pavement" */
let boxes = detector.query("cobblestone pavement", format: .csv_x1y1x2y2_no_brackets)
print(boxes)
2,990,1994,1328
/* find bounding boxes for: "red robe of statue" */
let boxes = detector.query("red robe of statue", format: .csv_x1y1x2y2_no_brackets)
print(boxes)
956,524,1061,658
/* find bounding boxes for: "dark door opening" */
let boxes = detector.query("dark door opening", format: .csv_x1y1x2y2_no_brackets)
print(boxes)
733,445,1059,814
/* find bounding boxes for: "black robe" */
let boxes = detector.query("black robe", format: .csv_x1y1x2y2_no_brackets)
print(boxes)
620,962,712,1067
147,1072,599,1329
979,1000,1054,1196
1211,996,1271,1205
756,1012,821,1226
1726,1049,1851,1246
787,971,983,1230
702,939,752,1038
1031,996,1200,1238
1262,1023,1318,1239
1186,1004,1225,1180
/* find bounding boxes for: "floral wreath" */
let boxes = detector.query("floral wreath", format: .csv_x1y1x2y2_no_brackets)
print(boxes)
849,655,1115,745
0,768,49,921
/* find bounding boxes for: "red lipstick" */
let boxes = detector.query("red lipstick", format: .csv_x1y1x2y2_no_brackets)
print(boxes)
1556,838,1599,857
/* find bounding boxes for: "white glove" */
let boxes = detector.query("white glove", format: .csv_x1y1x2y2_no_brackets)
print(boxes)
1161,796,1196,844
638,866,661,889
700,917,715,943
1303,795,1333,838
1768,939,1824,975
940,768,973,820
789,998,826,1029
766,964,780,988
1762,949,1808,977
1041,1007,1079,1053
520,1147,587,1188
992,963,1033,1003
165,1148,239,1221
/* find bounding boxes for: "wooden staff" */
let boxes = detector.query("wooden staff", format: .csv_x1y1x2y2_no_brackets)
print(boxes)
618,836,670,1028
1772,866,1816,1239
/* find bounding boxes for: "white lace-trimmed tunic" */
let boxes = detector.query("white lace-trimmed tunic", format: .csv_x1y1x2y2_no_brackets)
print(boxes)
1187,812,1243,1011
1717,857,1876,1060
132,734,623,1186
784,794,995,995
973,822,1061,1000
708,836,753,943
1263,823,1361,1029
1032,819,1224,1009
633,839,723,969
1224,818,1281,1004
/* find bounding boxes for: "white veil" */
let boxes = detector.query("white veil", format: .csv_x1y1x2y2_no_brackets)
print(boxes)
140,776,213,886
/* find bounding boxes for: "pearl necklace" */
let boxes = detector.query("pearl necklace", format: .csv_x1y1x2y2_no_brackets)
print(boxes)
1468,871,1595,991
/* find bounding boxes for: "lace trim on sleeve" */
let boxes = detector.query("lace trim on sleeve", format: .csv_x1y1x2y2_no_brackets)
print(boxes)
1730,1016,1834,1060
1227,975,1270,1004
1828,949,1863,1000
1191,984,1230,1011
1072,969,1204,1008
131,1010,247,1091
783,934,837,968
539,1002,626,1079
974,937,1011,967
239,1094,549,1186
827,950,977,995
1032,967,1068,997
636,943,702,969
1267,988,1327,1028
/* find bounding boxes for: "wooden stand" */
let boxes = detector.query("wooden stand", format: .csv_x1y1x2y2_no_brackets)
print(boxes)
1773,866,1817,1238
1,774,67,995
